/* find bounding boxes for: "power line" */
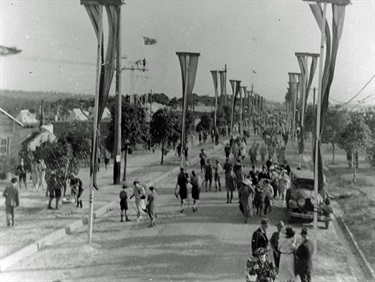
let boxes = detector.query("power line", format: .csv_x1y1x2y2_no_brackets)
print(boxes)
337,74,375,108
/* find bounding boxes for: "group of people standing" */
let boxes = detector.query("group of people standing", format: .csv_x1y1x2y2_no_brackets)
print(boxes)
119,180,157,228
248,218,314,282
17,158,47,193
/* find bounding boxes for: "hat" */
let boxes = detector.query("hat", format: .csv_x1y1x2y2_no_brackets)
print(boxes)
11,177,18,183
261,218,269,225
285,227,295,238
133,180,139,185
122,183,128,189
254,247,268,257
276,220,284,227
149,186,155,191
300,228,308,236
201,149,204,152
242,179,252,186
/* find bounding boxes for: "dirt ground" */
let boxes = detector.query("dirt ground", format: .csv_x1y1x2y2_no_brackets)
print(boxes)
323,145,375,268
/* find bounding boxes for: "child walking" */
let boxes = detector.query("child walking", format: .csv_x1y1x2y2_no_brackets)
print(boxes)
119,183,130,222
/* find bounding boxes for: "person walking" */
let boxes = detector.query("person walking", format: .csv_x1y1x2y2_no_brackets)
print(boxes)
249,144,257,166
190,170,201,212
238,178,254,223
146,186,157,227
278,227,297,282
2,177,20,227
295,228,314,282
260,143,267,164
104,149,111,170
38,159,47,196
270,220,285,270
175,168,189,213
204,160,213,192
240,138,247,161
225,166,236,203
119,183,130,222
70,174,83,208
252,218,269,257
224,143,231,159
30,160,39,191
47,171,62,210
199,149,207,173
17,158,28,190
214,160,222,192
131,180,146,221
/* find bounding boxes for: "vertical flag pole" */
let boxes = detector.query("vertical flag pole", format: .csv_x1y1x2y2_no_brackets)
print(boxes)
114,4,122,185
211,70,219,161
88,5,103,244
314,2,327,256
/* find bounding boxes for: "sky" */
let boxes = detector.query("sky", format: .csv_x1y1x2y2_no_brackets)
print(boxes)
0,0,374,105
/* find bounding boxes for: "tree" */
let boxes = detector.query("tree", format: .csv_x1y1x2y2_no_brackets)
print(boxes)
150,108,180,164
337,115,372,183
151,93,169,105
196,113,212,132
321,109,350,164
106,101,149,180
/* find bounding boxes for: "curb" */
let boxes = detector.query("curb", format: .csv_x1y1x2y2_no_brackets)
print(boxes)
336,217,375,282
0,141,224,272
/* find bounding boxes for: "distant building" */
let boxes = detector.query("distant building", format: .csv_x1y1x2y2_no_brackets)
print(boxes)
66,108,89,122
21,125,57,152
0,108,33,156
16,109,39,127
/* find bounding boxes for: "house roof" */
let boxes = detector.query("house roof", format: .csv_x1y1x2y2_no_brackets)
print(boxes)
66,108,89,121
16,109,38,126
0,107,24,127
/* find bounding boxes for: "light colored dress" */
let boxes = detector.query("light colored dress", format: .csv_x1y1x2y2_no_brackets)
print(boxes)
278,235,296,281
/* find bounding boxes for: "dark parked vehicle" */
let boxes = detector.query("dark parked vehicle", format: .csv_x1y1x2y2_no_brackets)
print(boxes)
286,169,333,228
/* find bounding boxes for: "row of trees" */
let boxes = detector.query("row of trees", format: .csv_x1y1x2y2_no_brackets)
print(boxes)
304,106,374,182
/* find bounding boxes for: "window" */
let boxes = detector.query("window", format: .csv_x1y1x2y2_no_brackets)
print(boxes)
0,137,9,155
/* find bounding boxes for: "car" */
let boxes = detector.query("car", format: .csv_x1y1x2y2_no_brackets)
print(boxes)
286,169,333,228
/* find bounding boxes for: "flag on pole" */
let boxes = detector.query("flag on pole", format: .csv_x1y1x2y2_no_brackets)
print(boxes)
0,45,22,56
143,36,157,45
176,52,200,168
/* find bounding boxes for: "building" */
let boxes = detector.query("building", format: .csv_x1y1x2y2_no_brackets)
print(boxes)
0,108,31,156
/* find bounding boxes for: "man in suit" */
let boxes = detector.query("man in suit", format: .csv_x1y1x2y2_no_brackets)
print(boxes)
2,177,20,227
251,218,269,257
270,220,284,269
295,227,314,282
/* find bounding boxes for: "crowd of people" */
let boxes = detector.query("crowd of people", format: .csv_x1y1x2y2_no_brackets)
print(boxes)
248,218,314,282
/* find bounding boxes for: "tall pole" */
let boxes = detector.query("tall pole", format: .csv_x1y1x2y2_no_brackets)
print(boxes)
113,4,122,185
211,70,219,161
224,64,227,103
314,2,327,256
180,70,188,168
88,5,103,244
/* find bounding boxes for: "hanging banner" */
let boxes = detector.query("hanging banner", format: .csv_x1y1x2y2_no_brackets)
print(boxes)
176,52,200,168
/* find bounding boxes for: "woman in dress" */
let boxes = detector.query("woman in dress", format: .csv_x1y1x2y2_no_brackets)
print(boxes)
278,227,297,282
238,178,255,223
38,159,47,195
31,160,39,191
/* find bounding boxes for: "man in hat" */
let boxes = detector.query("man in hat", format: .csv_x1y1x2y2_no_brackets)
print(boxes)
119,183,130,222
270,220,284,269
251,218,269,257
2,177,20,227
295,228,314,282
17,158,28,190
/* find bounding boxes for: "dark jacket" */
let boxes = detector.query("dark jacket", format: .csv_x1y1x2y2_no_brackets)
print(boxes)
3,184,20,207
295,238,314,274
252,228,269,256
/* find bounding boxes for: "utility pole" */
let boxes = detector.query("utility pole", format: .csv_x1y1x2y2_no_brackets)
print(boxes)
113,5,122,185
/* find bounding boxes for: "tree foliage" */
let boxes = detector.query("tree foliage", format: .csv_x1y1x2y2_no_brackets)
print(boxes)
196,113,212,132
106,100,149,153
